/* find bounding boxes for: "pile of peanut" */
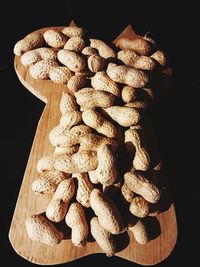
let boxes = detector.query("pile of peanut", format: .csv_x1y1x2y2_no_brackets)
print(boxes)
14,26,167,256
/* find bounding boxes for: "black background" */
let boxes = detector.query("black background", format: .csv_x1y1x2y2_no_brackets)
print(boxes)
1,0,199,266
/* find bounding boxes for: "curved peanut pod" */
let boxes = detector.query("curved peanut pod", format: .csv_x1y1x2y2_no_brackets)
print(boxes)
87,55,106,73
117,50,139,66
115,37,154,56
129,220,150,245
129,196,150,218
104,106,140,127
82,46,98,56
25,214,63,245
91,71,120,97
59,110,82,128
62,26,85,37
54,150,98,173
107,63,149,88
44,29,67,48
90,189,124,234
75,88,115,109
124,171,160,203
82,109,117,138
65,202,89,246
67,73,87,93
49,66,73,84
14,32,44,56
133,56,156,70
29,59,58,79
64,36,85,52
60,91,78,113
90,39,116,59
32,170,67,195
57,50,86,72
46,179,75,222
125,127,150,171
121,85,137,103
90,217,116,256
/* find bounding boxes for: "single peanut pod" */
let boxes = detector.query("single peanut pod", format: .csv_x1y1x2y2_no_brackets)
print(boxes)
129,196,150,218
32,170,67,195
59,110,82,128
150,50,167,67
121,85,137,103
26,214,63,245
37,154,59,173
117,50,139,66
133,56,156,70
87,55,106,73
54,145,79,155
64,36,85,52
49,66,73,84
121,183,135,203
46,179,75,222
82,109,117,138
124,171,160,203
75,88,115,109
29,59,58,79
54,150,98,173
21,47,57,66
82,46,98,56
65,202,89,246
67,73,87,93
60,91,78,114
90,217,116,256
91,71,120,97
62,26,85,37
49,125,71,147
88,145,117,188
90,189,124,234
44,29,67,48
14,32,44,56
104,106,140,127
57,50,86,72
115,37,154,55
125,101,148,110
73,173,94,208
125,127,150,171
90,39,116,59
107,63,149,88
129,220,150,245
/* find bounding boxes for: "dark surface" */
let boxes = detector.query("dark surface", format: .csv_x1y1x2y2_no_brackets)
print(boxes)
1,0,198,266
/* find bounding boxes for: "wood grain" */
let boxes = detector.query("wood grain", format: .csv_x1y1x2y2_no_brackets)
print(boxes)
9,22,177,265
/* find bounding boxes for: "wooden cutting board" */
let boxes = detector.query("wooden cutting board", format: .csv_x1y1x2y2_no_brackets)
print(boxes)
9,21,177,265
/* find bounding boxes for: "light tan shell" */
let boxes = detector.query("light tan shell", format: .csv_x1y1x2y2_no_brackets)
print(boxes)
133,56,156,70
121,183,135,203
37,154,60,173
29,59,58,79
54,150,98,173
107,63,149,88
90,39,116,59
125,101,148,110
104,106,140,127
124,171,160,203
73,173,94,208
59,110,82,128
82,109,117,138
117,50,139,66
21,48,57,66
65,202,89,246
90,217,115,256
150,50,167,67
129,196,150,218
60,91,78,114
125,127,150,171
32,170,67,194
25,214,63,245
90,189,124,234
91,71,120,97
54,146,79,155
121,85,137,103
14,32,44,56
75,88,115,109
82,46,98,56
64,36,85,52
49,66,73,84
87,55,106,73
44,29,67,48
46,179,75,222
67,73,86,93
57,50,86,72
128,220,150,245
62,26,85,37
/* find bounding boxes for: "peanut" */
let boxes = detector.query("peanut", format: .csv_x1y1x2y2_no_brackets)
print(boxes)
65,202,89,246
132,56,156,70
29,59,58,79
46,179,75,222
82,46,98,56
64,36,85,52
14,32,44,56
44,29,67,48
150,50,167,67
90,189,124,234
54,146,79,155
59,110,82,128
26,214,63,245
121,85,137,103
82,109,117,138
90,39,116,59
57,50,86,72
90,217,115,256
67,73,87,93
49,66,73,84
37,154,59,173
129,219,150,245
129,196,150,218
62,26,85,37
124,171,160,203
125,101,148,110
60,91,78,114
87,55,106,73
121,183,135,203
